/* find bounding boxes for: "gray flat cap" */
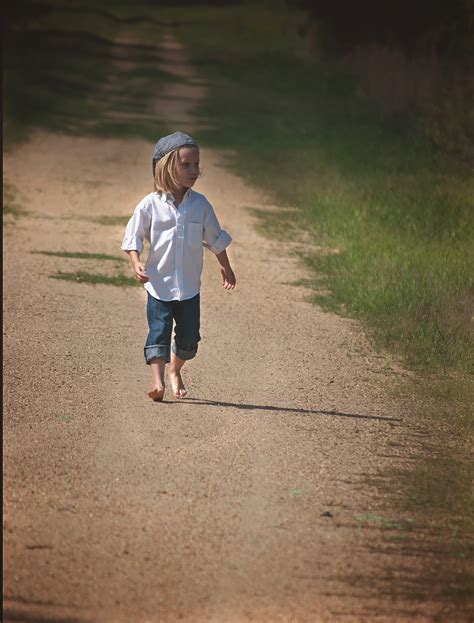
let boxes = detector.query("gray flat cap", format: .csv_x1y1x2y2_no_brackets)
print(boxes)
152,131,198,173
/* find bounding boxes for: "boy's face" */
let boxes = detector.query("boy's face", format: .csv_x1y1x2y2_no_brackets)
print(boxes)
175,146,200,189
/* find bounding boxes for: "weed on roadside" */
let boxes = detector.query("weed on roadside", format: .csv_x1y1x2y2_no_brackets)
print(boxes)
93,215,130,226
3,183,28,217
50,271,138,287
34,251,125,262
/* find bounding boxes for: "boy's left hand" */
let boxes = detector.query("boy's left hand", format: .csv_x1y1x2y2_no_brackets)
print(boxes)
221,266,236,290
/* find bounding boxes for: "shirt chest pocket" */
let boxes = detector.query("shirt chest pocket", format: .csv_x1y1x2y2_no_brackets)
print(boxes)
187,222,203,249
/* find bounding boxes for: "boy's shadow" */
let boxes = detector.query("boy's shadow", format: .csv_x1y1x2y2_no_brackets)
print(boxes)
166,397,401,423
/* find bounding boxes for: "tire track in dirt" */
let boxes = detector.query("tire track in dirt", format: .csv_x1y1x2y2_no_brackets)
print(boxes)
4,28,440,623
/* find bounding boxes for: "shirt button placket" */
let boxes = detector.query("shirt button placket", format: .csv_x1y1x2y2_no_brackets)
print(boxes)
175,203,186,298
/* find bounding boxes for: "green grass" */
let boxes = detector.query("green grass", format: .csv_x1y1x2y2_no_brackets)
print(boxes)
39,251,131,284
3,183,28,217
391,376,473,524
35,251,125,261
366,373,474,608
169,3,473,375
93,215,131,226
354,513,415,530
50,271,138,287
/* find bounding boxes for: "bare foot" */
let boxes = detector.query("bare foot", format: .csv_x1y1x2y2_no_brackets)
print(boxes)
169,370,188,399
147,387,164,402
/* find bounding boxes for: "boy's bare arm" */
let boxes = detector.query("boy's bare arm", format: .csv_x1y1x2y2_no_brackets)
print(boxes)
215,249,236,290
126,250,149,283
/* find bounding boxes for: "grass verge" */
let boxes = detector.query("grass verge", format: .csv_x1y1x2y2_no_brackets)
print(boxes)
3,183,29,217
93,215,131,227
35,251,125,261
166,3,474,613
170,3,473,376
51,271,138,287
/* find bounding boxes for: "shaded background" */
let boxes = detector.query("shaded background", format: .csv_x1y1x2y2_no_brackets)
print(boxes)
3,1,474,617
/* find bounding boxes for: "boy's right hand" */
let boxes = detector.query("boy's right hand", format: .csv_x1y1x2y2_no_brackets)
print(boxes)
133,262,149,283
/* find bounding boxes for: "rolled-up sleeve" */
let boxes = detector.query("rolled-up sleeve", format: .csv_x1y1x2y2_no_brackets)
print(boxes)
121,201,151,254
203,201,232,254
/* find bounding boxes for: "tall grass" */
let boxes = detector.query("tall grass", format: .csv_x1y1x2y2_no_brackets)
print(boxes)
169,3,473,374
341,43,474,162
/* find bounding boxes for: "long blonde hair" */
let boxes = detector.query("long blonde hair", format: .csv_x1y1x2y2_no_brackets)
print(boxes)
153,149,182,195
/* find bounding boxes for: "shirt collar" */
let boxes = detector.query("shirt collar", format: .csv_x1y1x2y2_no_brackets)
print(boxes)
160,188,192,205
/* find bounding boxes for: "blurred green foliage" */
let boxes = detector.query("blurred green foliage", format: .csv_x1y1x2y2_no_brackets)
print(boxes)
2,0,172,144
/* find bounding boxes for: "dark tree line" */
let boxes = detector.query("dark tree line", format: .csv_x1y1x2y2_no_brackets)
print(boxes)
289,0,474,58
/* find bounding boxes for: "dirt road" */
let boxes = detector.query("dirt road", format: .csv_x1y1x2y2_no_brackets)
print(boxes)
3,32,441,623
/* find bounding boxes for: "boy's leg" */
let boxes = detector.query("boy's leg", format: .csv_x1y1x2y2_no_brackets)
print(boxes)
148,358,166,402
144,293,173,401
169,353,187,398
169,294,200,398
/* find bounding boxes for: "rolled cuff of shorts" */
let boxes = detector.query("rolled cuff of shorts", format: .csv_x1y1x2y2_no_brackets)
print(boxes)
206,230,232,255
144,345,170,364
172,342,198,361
121,236,144,254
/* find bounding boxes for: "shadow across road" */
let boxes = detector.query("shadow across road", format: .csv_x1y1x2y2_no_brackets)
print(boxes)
168,397,401,423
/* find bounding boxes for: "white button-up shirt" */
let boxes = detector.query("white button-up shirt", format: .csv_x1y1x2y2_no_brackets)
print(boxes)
121,189,232,301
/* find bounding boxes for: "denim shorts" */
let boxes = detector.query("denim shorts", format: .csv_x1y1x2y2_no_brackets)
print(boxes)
144,292,201,364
